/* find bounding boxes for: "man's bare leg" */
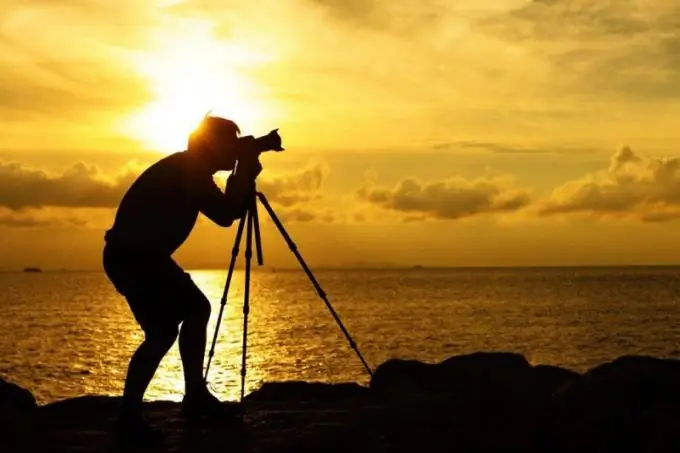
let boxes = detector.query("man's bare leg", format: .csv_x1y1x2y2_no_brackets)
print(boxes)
116,329,177,446
178,301,210,397
177,292,238,419
120,330,178,416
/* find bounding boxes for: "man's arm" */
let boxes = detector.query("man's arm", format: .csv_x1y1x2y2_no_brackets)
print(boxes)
194,174,252,227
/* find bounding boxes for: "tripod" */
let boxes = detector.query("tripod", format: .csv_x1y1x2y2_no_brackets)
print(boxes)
204,187,373,401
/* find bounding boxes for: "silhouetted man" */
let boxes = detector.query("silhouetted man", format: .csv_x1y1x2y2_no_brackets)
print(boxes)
103,116,282,445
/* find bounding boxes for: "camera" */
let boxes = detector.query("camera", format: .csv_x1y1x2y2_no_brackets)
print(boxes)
239,129,284,157
232,129,284,178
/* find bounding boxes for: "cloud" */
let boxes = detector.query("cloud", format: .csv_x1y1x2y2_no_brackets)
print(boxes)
436,141,598,155
0,61,152,122
200,204,334,225
0,157,331,227
434,141,551,154
355,173,532,220
0,160,138,211
481,0,673,41
476,0,680,101
0,207,88,229
6,0,677,154
0,212,57,228
254,162,337,223
257,162,327,207
306,0,443,33
0,2,156,121
536,146,680,222
268,207,333,224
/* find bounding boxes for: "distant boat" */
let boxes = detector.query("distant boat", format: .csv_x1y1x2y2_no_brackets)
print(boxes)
23,267,43,273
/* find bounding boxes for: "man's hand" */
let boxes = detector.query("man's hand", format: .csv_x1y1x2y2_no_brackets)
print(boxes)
223,171,255,220
236,154,262,180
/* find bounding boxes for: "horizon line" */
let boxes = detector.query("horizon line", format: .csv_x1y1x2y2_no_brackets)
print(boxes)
4,263,680,273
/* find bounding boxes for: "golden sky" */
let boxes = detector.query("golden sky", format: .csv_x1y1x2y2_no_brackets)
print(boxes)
2,0,680,270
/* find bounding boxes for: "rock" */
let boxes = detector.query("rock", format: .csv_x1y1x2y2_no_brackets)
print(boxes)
370,351,532,395
1,375,37,412
1,376,38,452
8,353,680,452
539,356,680,453
362,352,578,452
370,351,576,401
531,364,581,396
245,381,370,404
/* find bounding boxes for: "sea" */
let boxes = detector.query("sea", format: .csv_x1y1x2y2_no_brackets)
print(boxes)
2,266,680,405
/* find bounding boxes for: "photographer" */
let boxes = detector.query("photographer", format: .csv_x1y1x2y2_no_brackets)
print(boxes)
102,116,282,446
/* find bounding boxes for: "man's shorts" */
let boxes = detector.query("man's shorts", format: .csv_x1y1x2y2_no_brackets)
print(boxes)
103,244,209,335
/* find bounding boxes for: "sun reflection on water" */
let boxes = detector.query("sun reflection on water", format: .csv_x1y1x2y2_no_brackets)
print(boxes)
146,269,291,402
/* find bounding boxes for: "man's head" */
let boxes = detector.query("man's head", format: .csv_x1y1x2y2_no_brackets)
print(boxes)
187,116,241,172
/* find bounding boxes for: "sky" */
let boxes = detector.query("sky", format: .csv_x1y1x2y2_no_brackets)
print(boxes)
2,0,680,270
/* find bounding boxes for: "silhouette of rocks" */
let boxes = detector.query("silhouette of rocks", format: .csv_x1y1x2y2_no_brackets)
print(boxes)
370,351,579,398
1,375,37,412
538,356,680,453
246,380,370,404
1,375,38,452
5,353,680,452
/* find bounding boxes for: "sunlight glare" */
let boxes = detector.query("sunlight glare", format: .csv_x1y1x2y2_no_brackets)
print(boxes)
122,25,277,153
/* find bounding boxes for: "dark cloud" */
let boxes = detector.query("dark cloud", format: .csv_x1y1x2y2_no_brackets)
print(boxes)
551,36,680,100
264,206,360,224
307,0,441,34
486,0,663,40
0,2,155,120
1,1,158,47
309,0,377,19
0,214,57,228
0,160,137,210
269,207,321,223
255,163,335,223
352,212,366,222
0,208,87,229
257,163,326,207
536,146,680,222
476,0,680,100
0,60,152,121
436,141,597,155
0,159,328,227
356,175,531,220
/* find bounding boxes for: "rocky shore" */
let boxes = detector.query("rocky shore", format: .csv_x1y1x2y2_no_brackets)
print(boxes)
3,352,680,452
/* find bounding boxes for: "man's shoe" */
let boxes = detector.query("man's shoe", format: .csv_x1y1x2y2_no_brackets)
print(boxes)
114,412,164,448
181,389,242,421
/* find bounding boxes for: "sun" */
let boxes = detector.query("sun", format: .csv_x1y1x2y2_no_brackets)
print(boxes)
120,26,277,153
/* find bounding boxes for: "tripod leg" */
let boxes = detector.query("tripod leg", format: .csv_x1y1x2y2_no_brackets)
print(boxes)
252,192,264,266
205,213,247,383
241,201,255,401
255,192,373,378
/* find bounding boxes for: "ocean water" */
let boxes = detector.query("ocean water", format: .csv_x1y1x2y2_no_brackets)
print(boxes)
2,266,680,405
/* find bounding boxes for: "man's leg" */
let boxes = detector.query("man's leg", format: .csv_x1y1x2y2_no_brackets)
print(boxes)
120,327,178,416
175,274,239,418
114,307,180,445
103,248,183,444
177,289,211,397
